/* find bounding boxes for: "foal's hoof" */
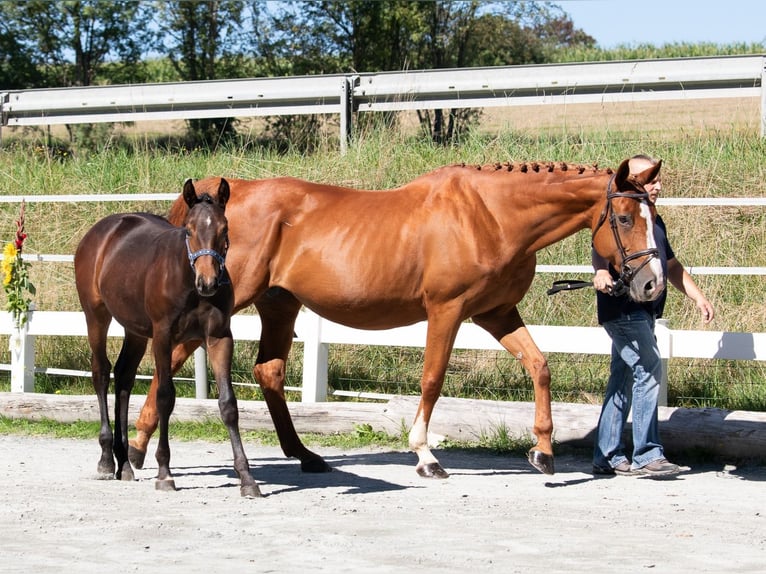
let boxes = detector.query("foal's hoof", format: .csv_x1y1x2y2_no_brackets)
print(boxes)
241,484,263,498
528,449,555,475
118,464,135,482
416,462,450,479
300,456,332,473
97,460,116,479
155,478,177,492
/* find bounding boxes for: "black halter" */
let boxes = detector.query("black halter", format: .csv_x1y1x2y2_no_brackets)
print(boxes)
591,174,659,296
185,233,230,285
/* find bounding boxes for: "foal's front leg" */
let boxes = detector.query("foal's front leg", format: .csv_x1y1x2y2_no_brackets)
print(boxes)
207,333,261,498
152,334,177,491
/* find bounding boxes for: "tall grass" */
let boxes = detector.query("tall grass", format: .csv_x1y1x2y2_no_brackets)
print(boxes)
1,111,765,410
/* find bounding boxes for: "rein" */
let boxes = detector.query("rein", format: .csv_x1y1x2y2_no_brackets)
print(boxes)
549,174,658,298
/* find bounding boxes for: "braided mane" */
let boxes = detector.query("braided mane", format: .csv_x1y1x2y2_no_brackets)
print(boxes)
455,161,615,176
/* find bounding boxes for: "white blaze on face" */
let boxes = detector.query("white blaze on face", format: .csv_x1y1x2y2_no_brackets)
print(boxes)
640,202,664,280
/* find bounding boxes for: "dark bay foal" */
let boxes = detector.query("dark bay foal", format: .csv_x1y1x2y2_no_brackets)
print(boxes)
74,178,260,497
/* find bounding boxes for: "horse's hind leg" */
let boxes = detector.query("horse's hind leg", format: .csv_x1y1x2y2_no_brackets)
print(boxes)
112,333,148,481
129,340,199,468
207,333,261,498
255,294,330,473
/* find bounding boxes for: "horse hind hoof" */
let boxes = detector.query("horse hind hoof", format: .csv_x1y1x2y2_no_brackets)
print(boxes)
155,478,177,492
528,450,555,475
241,484,263,498
417,462,450,479
128,444,147,469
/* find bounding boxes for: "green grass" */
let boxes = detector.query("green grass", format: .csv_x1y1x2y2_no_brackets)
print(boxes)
1,120,765,411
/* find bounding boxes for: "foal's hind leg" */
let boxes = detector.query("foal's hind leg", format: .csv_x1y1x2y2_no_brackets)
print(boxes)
255,295,330,473
207,333,261,498
112,333,148,481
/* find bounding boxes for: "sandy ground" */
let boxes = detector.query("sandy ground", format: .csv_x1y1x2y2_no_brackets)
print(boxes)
0,435,764,573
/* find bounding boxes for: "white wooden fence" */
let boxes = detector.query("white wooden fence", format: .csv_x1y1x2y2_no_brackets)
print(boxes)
1,192,765,404
2,307,766,406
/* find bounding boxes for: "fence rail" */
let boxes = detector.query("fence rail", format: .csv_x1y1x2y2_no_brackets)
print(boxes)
3,310,765,407
2,55,765,153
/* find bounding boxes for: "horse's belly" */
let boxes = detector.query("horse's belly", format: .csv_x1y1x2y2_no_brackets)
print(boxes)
302,298,427,330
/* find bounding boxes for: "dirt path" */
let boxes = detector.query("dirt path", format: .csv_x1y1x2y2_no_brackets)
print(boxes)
1,435,764,573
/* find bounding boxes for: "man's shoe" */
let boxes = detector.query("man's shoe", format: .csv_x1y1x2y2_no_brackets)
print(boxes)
592,460,632,476
633,458,680,477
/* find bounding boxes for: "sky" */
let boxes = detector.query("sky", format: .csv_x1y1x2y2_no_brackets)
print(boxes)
558,0,766,49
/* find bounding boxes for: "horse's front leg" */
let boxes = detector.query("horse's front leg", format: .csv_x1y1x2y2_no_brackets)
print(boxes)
152,334,177,491
207,333,261,498
129,340,199,469
410,308,463,479
473,308,555,475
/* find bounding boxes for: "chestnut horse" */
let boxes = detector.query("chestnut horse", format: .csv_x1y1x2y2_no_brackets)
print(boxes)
129,159,664,479
75,178,260,497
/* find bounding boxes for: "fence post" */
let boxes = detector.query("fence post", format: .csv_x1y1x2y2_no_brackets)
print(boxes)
300,310,328,403
194,346,208,399
9,311,35,393
655,318,671,407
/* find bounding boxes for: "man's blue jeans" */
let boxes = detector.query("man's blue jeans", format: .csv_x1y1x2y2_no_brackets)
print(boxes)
593,309,666,470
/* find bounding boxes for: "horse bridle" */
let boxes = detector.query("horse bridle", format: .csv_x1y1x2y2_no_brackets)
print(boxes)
592,174,659,297
185,233,230,285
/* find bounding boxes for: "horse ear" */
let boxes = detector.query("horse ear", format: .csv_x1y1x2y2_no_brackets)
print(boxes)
182,179,198,208
614,158,662,190
614,159,631,188
217,178,231,209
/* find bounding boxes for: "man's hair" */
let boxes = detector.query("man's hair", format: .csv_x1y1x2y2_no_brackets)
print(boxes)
630,153,658,165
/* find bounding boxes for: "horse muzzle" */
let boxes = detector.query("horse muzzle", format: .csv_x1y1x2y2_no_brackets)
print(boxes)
628,263,665,302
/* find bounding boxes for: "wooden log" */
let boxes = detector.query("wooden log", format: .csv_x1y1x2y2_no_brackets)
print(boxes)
1,392,765,460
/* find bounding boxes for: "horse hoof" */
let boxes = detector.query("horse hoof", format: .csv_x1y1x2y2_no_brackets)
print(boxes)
128,444,146,469
155,478,177,492
241,484,263,498
528,449,555,475
301,457,332,473
119,464,135,482
97,462,116,479
416,462,450,479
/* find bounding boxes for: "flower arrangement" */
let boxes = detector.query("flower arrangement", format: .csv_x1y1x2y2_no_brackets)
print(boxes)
2,200,36,328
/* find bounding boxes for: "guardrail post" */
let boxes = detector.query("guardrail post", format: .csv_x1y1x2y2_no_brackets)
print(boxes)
655,318,671,407
194,346,208,399
300,310,328,403
9,312,35,393
339,76,355,155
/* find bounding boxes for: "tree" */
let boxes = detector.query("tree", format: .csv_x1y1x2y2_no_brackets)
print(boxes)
0,0,151,87
260,1,595,144
152,0,250,146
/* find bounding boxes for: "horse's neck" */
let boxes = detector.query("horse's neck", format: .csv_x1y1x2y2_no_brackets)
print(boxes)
466,164,609,252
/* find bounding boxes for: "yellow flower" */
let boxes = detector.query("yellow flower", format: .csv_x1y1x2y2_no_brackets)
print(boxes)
3,242,16,261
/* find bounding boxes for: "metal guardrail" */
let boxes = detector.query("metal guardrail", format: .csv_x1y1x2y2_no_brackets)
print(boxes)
2,55,765,152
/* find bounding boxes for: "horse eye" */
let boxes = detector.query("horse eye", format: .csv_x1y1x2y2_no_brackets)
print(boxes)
617,214,632,226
